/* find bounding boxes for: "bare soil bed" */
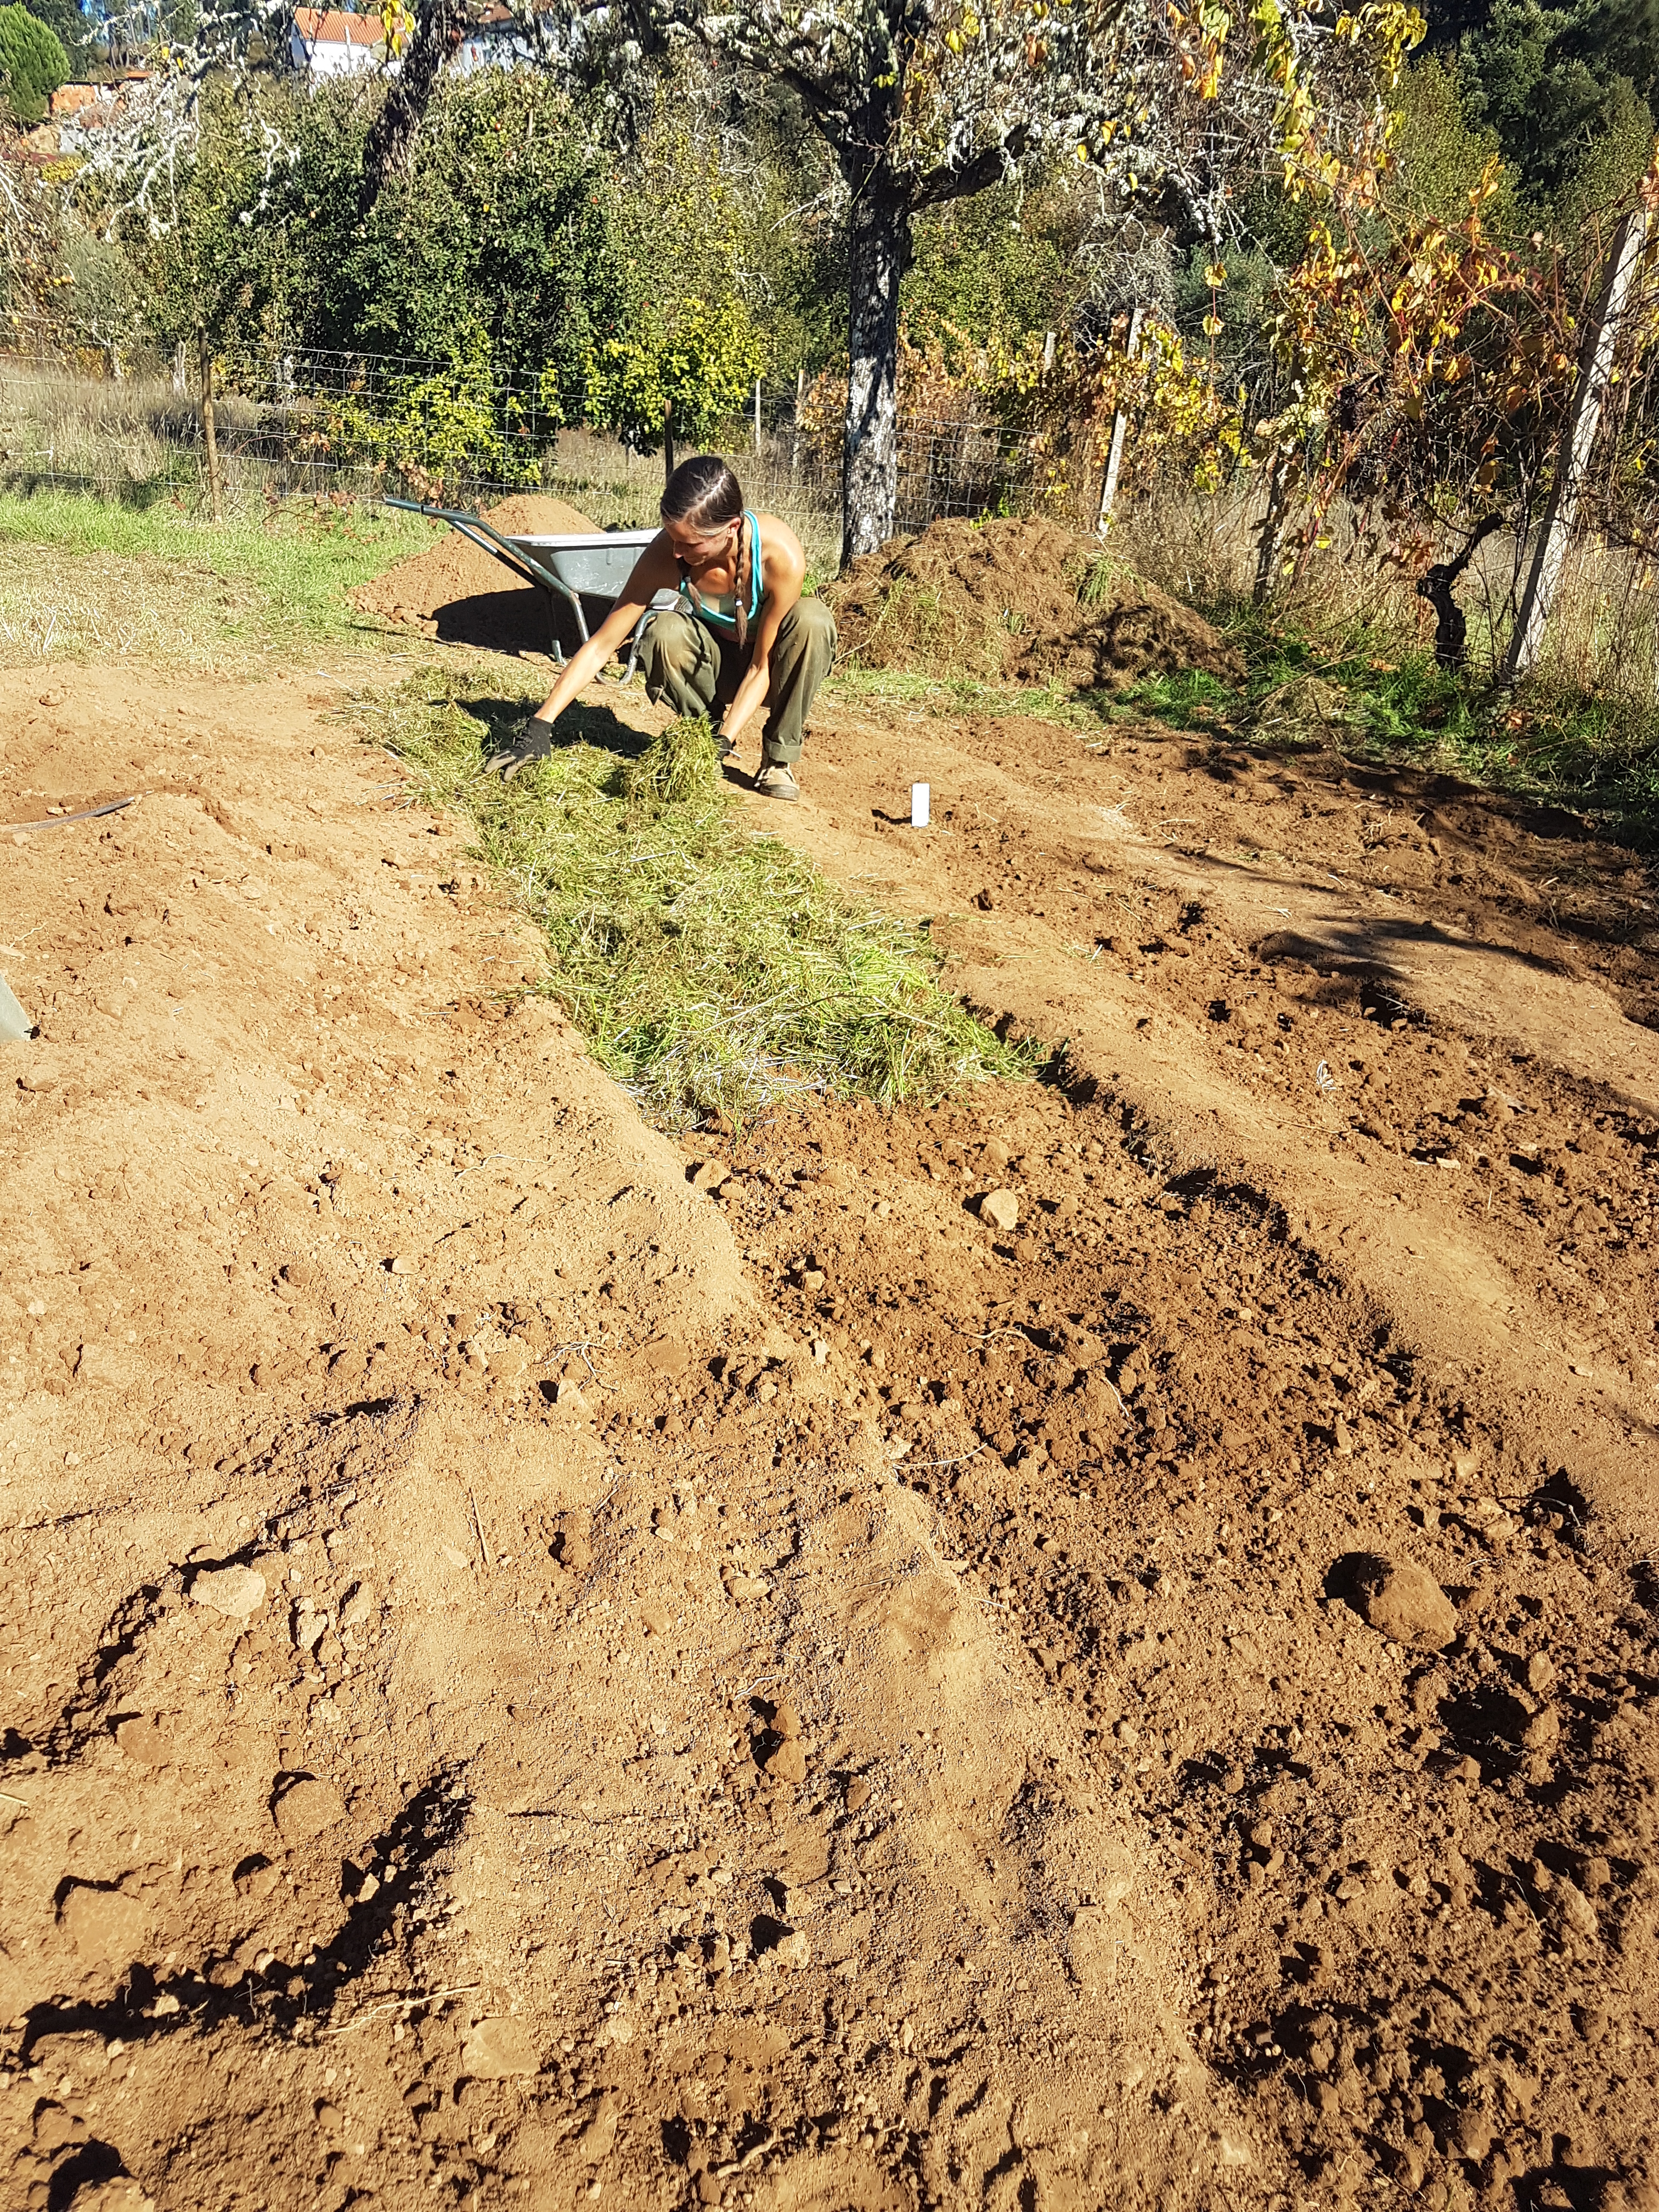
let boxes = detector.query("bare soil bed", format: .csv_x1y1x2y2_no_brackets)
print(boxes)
2,644,1657,2212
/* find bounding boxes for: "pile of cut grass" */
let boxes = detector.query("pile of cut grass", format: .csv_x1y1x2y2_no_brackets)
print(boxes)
376,678,1039,1126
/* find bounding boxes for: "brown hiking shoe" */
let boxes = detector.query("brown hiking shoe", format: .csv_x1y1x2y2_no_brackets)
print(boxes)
753,763,800,804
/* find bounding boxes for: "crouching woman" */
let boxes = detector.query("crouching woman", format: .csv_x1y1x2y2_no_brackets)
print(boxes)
498,454,836,803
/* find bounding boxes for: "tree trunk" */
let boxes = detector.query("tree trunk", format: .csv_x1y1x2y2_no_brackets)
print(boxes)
200,335,223,525
841,168,910,568
1252,450,1293,607
358,0,461,218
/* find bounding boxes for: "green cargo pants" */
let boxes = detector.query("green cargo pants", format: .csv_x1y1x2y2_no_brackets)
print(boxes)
640,596,837,766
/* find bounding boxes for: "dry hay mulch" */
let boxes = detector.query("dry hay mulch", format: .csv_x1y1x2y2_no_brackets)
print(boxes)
826,514,1243,692
351,493,604,653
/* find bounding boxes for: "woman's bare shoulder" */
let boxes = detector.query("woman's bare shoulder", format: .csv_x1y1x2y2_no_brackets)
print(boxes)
755,514,805,573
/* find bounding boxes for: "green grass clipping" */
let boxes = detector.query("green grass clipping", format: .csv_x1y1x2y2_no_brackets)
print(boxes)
378,684,1038,1127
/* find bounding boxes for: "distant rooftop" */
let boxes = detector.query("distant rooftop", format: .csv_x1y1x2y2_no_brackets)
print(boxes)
292,8,387,47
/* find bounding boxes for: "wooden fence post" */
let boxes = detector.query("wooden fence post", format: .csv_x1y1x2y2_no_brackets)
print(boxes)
199,333,223,524
1096,306,1144,534
1504,208,1649,684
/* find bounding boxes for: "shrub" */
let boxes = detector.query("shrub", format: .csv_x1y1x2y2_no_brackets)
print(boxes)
0,2,69,125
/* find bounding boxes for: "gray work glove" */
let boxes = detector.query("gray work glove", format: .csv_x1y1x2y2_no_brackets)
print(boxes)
484,715,556,780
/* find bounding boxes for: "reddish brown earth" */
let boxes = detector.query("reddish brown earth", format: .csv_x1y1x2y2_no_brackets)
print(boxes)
349,495,603,656
2,637,1658,2212
825,516,1246,692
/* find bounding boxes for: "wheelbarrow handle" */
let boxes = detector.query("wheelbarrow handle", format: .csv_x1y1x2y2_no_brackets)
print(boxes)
382,493,591,664
382,495,570,600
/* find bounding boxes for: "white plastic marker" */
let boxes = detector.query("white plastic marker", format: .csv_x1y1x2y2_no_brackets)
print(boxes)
911,782,930,828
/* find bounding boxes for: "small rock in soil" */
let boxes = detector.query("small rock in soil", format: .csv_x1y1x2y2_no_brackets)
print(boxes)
980,1189,1020,1232
460,2016,539,2080
1554,1878,1599,1938
771,1697,803,1740
1350,1554,1458,1649
191,1565,267,1620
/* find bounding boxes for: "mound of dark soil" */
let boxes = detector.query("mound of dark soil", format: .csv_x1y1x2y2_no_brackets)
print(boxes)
827,514,1242,691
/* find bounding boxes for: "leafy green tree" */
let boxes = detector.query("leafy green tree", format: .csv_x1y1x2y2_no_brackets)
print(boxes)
580,292,768,450
1419,0,1656,217
106,80,277,512
20,0,86,74
0,1,69,123
273,71,622,405
1387,52,1518,232
904,172,1096,371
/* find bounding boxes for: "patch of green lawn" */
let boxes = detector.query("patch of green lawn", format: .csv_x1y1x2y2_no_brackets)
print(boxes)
0,490,435,665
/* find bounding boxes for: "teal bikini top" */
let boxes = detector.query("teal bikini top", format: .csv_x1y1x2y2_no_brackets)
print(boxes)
679,511,764,633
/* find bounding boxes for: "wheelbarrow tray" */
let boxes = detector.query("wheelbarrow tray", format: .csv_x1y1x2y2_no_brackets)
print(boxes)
507,529,658,601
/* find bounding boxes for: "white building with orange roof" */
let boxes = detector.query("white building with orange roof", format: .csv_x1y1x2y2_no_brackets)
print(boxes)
288,7,392,79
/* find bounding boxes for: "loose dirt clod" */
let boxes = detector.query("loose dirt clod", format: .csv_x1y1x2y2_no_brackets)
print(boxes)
1349,1553,1459,1648
58,1882,149,1959
114,1714,176,1765
460,2016,539,2079
190,1564,266,1618
68,2182,153,2212
272,1775,347,1844
762,1737,808,1784
826,514,1243,689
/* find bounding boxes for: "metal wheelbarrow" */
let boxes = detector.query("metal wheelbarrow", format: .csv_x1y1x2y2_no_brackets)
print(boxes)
383,498,678,674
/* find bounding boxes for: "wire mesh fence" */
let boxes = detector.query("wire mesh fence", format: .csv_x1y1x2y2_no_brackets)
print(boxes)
0,316,1100,558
